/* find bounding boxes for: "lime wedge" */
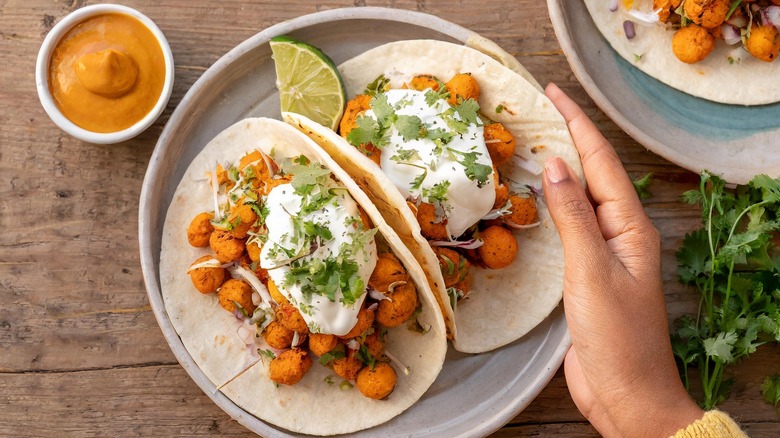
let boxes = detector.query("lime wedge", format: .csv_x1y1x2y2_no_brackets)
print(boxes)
270,36,346,131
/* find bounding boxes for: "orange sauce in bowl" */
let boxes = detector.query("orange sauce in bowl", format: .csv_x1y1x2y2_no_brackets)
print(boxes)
48,13,166,133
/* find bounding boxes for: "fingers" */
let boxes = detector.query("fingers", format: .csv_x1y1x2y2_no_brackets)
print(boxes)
543,156,612,268
544,83,642,213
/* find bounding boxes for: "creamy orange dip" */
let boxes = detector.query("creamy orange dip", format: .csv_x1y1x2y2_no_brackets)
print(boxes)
48,13,165,133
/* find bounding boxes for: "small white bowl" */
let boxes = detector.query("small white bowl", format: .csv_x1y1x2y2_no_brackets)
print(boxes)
35,4,174,144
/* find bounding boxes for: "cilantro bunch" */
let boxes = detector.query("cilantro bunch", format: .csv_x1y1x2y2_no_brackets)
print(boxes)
673,171,780,409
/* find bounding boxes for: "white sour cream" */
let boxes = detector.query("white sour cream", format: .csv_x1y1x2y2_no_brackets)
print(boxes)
259,182,377,336
368,89,495,238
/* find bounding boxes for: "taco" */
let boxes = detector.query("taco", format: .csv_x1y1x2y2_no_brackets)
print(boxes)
284,39,583,354
159,117,447,435
585,0,780,105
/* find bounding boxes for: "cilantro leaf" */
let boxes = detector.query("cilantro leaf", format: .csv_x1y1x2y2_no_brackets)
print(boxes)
371,93,396,129
346,115,383,147
364,75,390,96
449,149,492,187
761,374,780,407
453,99,480,126
395,115,424,141
632,172,653,199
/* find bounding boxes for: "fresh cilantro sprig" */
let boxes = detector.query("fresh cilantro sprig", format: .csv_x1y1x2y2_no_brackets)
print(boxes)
673,171,780,409
448,149,492,187
632,172,653,199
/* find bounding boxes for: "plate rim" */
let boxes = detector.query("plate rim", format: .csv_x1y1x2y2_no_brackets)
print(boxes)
139,6,570,437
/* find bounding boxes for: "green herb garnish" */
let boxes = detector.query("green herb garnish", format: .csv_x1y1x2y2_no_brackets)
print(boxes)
632,172,653,199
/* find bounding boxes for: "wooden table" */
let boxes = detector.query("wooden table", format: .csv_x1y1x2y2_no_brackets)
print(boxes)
2,1,778,436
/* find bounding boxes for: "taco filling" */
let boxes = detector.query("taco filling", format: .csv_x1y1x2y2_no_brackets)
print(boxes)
338,73,539,309
184,148,428,398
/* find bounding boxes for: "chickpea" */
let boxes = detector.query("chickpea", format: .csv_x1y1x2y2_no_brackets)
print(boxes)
331,349,364,381
339,94,372,137
445,73,480,106
672,25,715,64
275,303,309,334
262,320,294,350
483,123,516,166
267,279,289,306
209,229,245,263
361,330,385,359
376,281,418,328
356,362,397,399
476,225,518,269
188,255,226,294
341,307,375,339
308,333,339,356
416,202,449,240
408,74,441,92
369,252,410,293
217,278,256,314
432,247,469,288
745,25,780,62
269,348,312,385
684,0,729,29
227,204,257,239
187,212,214,247
493,168,509,210
504,195,538,226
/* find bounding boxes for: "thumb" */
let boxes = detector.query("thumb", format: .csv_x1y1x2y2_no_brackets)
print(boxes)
542,157,610,265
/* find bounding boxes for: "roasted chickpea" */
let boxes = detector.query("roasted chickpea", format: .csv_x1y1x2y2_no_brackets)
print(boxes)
238,150,271,181
493,168,509,210
217,278,256,314
376,281,418,327
356,206,373,230
267,279,289,306
341,307,375,339
339,94,372,137
672,25,715,63
308,333,339,356
356,362,397,399
187,212,214,247
655,0,683,23
361,330,385,359
483,123,516,166
504,195,538,226
408,74,441,91
477,225,518,269
432,247,469,288
209,230,245,263
188,255,226,294
275,303,309,334
262,320,295,350
745,25,780,62
445,73,480,105
452,271,473,298
416,202,449,240
269,348,312,385
331,349,364,381
227,204,258,239
684,0,729,29
369,252,410,293
246,240,261,261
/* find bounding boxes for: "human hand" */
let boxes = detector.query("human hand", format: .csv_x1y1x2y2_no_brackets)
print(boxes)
542,83,704,437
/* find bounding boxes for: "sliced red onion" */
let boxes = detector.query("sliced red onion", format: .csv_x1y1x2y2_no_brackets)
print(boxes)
230,265,275,308
627,9,661,25
251,291,261,306
481,200,512,220
528,184,543,196
385,350,411,376
727,15,747,28
429,238,484,250
259,150,279,177
609,0,619,12
511,154,543,176
766,6,780,28
292,331,302,347
368,288,391,302
721,24,742,45
346,339,360,350
387,281,407,293
186,257,223,272
505,220,541,230
623,20,637,39
367,302,379,311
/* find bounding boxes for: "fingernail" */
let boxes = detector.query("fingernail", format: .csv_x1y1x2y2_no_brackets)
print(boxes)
545,157,570,184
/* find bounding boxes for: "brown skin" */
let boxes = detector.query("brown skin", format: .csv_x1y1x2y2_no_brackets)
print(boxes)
483,123,516,166
262,320,295,350
331,349,364,381
308,333,339,356
187,212,214,247
416,202,449,240
476,225,518,269
445,73,479,106
684,0,729,29
227,203,257,239
745,25,780,62
341,307,375,339
217,278,256,314
269,348,313,385
356,362,397,400
408,74,441,91
376,281,418,327
368,252,410,292
432,246,469,288
275,303,309,334
505,195,538,226
209,230,245,263
672,25,716,63
188,255,226,294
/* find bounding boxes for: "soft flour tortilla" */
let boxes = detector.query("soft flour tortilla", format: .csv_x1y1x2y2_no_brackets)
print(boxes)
284,39,584,354
585,0,780,105
160,118,447,435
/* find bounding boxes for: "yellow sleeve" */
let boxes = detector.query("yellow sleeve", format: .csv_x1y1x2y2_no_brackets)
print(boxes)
670,410,748,438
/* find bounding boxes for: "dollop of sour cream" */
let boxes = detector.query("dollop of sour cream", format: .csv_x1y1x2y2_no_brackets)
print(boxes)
367,89,495,238
259,181,377,336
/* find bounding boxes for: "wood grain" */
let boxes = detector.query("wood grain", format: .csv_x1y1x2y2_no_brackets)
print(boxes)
2,0,778,436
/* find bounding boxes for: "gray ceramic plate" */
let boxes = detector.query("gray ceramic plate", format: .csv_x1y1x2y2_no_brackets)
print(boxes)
139,7,569,437
548,0,780,185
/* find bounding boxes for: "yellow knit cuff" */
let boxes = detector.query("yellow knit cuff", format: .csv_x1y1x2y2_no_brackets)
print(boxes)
671,410,748,438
